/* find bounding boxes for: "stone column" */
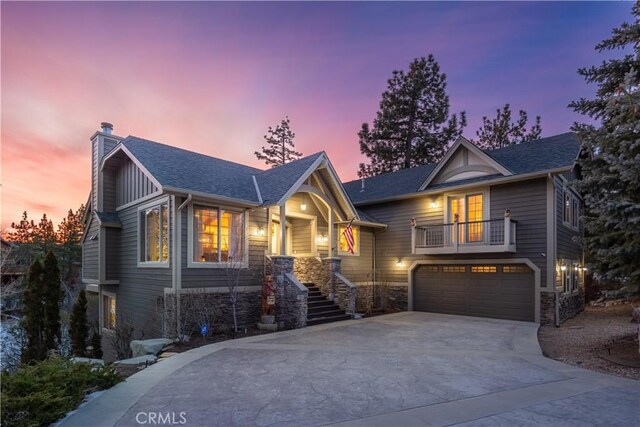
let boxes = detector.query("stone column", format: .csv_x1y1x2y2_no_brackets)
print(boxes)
271,256,294,328
322,257,342,299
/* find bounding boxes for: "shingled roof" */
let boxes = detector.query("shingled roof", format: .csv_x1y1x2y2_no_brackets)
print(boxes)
343,132,580,205
122,137,263,203
254,152,325,205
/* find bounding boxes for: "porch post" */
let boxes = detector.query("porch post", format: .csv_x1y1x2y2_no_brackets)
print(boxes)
280,203,287,256
504,215,511,250
328,208,334,258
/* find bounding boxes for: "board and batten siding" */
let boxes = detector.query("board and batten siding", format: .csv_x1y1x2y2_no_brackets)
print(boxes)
555,178,583,262
114,195,173,337
82,215,100,281
105,227,120,281
180,200,268,289
340,226,374,283
115,158,159,208
360,179,549,286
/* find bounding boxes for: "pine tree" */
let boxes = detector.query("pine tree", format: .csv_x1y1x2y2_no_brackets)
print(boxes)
358,55,466,177
21,258,46,363
473,104,542,149
42,250,63,351
57,204,85,283
570,4,640,290
70,290,89,357
91,331,103,359
254,116,302,168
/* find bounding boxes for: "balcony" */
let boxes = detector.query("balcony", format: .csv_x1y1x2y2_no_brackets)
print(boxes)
412,217,516,255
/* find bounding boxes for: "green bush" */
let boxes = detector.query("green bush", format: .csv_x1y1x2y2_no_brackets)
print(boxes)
1,356,121,427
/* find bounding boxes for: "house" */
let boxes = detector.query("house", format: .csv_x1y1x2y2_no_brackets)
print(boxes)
82,122,584,338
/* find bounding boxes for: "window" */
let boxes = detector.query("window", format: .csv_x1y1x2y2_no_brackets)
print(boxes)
503,265,530,273
140,202,169,264
443,266,465,273
192,206,245,265
421,266,439,273
103,295,116,330
563,192,571,224
559,259,580,293
471,266,497,273
572,199,579,228
448,192,485,243
338,224,359,255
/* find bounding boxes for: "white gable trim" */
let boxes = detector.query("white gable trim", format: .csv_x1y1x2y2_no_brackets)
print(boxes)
418,137,513,191
275,154,359,221
100,144,163,191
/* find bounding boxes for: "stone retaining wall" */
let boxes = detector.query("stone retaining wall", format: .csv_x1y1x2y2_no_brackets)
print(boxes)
334,273,356,315
354,283,408,313
540,289,585,325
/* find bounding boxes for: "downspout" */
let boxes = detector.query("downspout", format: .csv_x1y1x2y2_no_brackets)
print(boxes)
174,194,192,337
548,173,560,328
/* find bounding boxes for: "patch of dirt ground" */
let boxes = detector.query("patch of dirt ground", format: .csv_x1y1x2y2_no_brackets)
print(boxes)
538,300,640,380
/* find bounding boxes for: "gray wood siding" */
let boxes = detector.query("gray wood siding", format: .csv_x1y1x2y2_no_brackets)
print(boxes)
341,226,374,283
82,216,99,281
290,218,312,255
556,179,582,262
116,158,159,208
361,179,549,286
362,195,444,283
181,201,268,289
105,227,120,281
114,196,172,338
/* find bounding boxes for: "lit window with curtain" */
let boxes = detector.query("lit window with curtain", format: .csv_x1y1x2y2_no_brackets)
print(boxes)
193,206,244,264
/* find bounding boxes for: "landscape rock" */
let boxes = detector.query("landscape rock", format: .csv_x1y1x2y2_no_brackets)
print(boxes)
70,357,105,366
114,355,157,365
130,338,173,357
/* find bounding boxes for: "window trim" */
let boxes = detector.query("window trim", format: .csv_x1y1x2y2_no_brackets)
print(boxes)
562,188,580,231
187,202,249,269
102,292,116,332
443,188,490,225
137,196,170,268
337,223,360,256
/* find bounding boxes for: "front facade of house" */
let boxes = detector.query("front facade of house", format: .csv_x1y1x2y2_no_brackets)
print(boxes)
82,123,584,339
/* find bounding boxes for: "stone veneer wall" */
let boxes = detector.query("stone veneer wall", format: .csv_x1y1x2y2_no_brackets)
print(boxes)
334,272,356,315
162,291,261,336
293,257,331,295
539,289,585,325
559,290,585,323
354,284,408,313
272,256,308,329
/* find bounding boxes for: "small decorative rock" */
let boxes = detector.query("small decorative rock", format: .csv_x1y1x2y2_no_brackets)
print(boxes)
130,338,173,357
70,357,105,366
114,354,158,365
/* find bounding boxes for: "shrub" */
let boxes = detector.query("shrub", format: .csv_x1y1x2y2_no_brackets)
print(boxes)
90,331,103,359
1,356,121,427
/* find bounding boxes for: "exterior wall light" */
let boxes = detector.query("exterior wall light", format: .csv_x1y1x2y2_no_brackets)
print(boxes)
396,259,404,268
429,199,438,209
254,226,265,237
560,265,567,271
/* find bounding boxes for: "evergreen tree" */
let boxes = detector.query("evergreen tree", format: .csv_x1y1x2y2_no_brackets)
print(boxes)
254,116,302,168
570,4,640,290
42,251,63,351
473,104,542,149
70,290,89,357
56,205,85,283
21,258,46,363
358,55,466,177
91,331,103,359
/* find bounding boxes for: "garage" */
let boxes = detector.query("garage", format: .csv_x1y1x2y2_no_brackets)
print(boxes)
413,264,535,322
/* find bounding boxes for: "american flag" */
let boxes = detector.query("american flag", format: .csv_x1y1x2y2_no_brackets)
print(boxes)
343,218,355,254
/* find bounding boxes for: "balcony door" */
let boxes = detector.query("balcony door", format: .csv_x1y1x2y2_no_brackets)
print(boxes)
448,193,484,244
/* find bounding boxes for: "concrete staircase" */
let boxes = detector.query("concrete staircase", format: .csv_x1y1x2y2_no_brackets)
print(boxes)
304,283,351,326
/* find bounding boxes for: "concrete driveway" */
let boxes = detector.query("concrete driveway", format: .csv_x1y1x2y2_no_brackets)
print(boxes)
63,312,639,426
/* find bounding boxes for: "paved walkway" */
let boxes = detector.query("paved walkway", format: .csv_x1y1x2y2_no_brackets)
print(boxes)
62,312,640,426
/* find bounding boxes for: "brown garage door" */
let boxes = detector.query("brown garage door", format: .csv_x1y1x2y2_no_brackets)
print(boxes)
413,264,535,322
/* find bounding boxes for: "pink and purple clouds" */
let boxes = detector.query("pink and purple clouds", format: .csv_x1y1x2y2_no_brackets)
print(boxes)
0,2,630,228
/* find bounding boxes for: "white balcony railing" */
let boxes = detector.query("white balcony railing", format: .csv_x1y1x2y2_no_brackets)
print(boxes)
412,217,516,254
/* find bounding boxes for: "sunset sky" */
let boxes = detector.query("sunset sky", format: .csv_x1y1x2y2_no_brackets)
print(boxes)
0,2,631,230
